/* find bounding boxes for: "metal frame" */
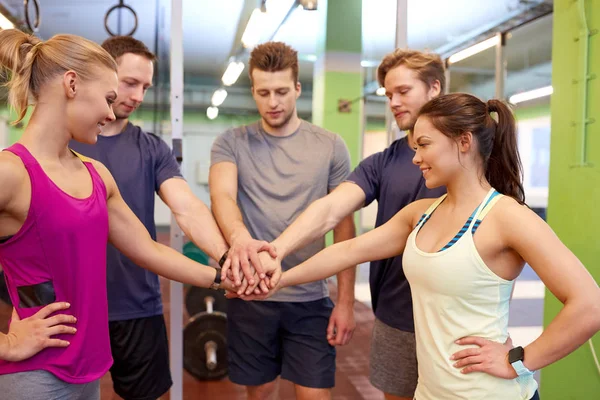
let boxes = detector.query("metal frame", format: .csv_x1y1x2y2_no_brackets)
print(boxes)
385,0,408,145
169,0,184,399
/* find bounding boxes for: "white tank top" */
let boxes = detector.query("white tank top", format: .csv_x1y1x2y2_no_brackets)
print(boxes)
403,188,538,399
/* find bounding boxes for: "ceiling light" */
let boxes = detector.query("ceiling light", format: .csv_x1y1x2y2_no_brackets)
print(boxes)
207,106,219,120
298,0,318,10
221,61,245,86
509,86,553,104
0,12,14,29
241,8,266,48
447,36,499,65
211,88,228,106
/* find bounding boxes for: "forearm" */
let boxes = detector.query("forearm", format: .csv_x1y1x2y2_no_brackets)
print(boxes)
283,239,360,288
211,195,251,244
130,240,231,289
273,197,343,259
523,300,600,371
333,215,356,304
174,200,229,261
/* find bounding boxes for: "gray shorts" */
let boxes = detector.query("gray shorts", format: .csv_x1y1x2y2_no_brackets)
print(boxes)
370,318,418,398
0,370,100,400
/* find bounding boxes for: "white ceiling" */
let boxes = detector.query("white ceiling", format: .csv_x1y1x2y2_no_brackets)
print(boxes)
0,0,553,105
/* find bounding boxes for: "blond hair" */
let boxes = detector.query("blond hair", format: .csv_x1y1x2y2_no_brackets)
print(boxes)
0,29,117,124
377,49,445,93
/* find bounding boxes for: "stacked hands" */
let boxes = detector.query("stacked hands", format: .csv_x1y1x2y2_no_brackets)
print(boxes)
219,238,281,300
218,237,519,376
218,235,356,346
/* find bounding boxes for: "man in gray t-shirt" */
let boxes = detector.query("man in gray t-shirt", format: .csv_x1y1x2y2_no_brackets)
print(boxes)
209,42,356,399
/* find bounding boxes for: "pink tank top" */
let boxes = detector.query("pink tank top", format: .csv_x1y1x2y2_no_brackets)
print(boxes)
0,143,112,383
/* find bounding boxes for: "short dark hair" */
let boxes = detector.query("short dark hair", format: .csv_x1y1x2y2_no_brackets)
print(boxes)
101,36,156,63
249,42,298,84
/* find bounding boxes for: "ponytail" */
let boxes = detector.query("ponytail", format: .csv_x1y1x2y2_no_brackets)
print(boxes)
418,93,525,204
0,29,41,124
486,99,525,203
0,29,117,125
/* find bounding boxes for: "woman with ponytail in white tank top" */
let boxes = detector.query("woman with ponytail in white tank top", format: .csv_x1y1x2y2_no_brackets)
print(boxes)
249,93,600,399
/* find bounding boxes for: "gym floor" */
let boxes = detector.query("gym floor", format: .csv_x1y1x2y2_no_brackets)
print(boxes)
0,229,543,399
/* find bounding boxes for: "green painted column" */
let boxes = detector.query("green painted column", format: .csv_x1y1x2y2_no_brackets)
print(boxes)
312,0,362,242
312,0,363,168
543,0,600,398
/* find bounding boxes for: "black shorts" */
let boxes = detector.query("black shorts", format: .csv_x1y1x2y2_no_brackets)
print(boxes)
227,297,336,388
109,315,172,400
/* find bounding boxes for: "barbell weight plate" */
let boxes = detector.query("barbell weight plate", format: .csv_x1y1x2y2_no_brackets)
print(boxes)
185,286,227,317
183,311,228,380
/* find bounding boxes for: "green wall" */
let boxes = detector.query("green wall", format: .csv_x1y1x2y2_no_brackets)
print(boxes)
542,1,600,397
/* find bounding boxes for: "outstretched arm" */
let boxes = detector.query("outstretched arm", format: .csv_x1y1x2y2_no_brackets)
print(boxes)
158,178,228,262
95,161,234,290
272,182,366,260
275,200,420,289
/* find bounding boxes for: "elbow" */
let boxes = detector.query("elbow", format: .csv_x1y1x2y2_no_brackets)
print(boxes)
320,201,345,232
590,297,600,333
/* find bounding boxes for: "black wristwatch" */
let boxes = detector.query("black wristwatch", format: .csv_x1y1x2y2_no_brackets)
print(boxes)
218,250,229,268
209,268,222,290
508,346,533,376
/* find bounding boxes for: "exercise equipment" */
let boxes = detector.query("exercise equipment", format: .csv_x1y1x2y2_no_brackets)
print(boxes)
24,0,41,33
183,287,228,380
104,0,138,37
185,285,227,317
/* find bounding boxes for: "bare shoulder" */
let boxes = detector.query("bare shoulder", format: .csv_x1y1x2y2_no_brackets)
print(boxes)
0,152,27,206
403,197,439,226
486,195,546,237
0,152,27,188
85,157,117,197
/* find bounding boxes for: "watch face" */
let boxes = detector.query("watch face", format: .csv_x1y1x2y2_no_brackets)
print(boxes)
509,346,525,364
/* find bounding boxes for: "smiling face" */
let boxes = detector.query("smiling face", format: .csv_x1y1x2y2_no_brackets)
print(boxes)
66,66,118,144
383,64,440,132
411,115,468,189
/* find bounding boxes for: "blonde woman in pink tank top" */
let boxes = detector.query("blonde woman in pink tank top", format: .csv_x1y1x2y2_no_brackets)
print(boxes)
0,30,248,400
251,93,600,399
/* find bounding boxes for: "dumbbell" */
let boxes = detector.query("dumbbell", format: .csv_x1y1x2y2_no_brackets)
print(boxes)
183,286,228,381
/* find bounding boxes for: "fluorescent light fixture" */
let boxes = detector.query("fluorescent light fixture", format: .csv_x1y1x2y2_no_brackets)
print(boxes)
221,61,245,86
267,0,296,13
509,86,553,104
0,12,14,29
211,88,228,106
207,106,219,120
298,0,317,10
447,36,499,65
376,87,386,96
304,54,317,62
361,59,379,68
241,8,266,48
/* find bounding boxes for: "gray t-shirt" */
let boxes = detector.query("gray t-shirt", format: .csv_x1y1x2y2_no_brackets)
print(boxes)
211,120,351,302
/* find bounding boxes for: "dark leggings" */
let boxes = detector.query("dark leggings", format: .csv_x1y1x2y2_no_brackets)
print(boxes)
531,390,540,400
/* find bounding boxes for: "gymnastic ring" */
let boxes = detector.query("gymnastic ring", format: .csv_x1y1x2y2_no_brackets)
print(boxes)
24,0,41,33
104,1,138,37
